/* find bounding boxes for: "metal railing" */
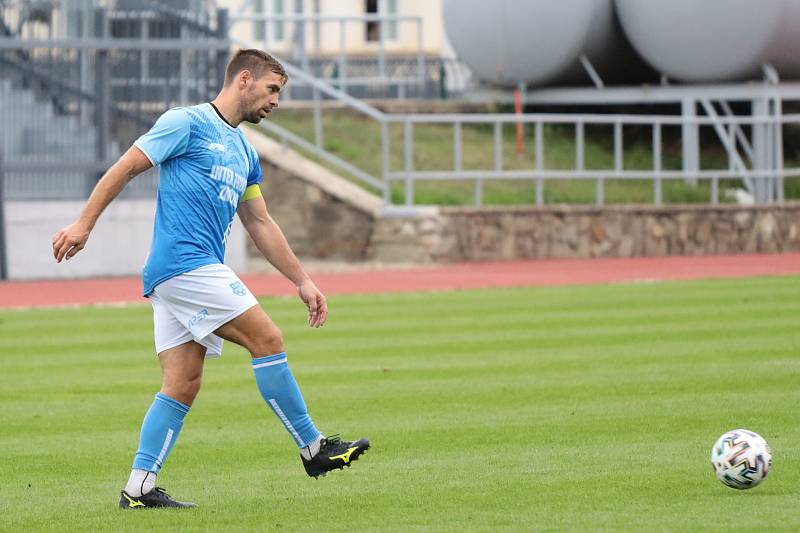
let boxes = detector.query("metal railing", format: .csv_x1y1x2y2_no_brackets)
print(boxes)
383,110,794,206
0,2,230,200
256,78,798,207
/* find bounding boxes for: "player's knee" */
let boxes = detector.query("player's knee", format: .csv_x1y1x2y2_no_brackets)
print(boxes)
162,372,202,406
183,373,202,400
251,326,284,356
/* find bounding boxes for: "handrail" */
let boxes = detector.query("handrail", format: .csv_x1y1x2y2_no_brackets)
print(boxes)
385,113,800,125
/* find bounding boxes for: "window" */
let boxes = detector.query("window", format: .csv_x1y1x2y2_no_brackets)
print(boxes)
365,0,398,42
365,0,379,42
253,0,264,40
252,0,285,42
386,0,397,40
273,0,284,41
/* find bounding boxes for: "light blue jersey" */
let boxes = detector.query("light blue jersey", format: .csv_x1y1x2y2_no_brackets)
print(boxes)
135,103,263,296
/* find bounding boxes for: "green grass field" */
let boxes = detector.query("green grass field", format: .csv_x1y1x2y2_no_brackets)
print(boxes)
2,276,800,531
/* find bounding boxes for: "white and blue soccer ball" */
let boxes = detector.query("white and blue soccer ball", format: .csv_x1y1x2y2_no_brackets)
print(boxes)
710,429,772,489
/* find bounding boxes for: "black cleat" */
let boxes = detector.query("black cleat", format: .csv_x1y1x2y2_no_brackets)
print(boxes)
119,487,196,509
302,435,370,478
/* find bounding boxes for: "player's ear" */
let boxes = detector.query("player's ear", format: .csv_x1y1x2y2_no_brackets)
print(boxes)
238,69,252,89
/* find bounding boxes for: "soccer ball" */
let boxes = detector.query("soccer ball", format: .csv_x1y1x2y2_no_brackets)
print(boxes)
710,429,772,489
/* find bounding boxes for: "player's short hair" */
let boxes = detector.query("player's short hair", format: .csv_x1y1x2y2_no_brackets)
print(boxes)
224,49,288,86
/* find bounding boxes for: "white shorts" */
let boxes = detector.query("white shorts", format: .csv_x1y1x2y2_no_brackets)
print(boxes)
149,264,259,357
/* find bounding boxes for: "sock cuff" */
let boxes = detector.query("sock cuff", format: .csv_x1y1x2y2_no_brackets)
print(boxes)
154,392,190,415
251,352,288,369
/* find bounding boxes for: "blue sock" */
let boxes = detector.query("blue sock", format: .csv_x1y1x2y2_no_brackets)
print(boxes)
251,353,321,448
131,392,190,473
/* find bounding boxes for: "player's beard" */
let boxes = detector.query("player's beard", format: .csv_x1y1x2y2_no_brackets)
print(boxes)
239,94,263,124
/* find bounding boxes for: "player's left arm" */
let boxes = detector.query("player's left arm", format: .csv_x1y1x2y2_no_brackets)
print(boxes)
237,189,328,328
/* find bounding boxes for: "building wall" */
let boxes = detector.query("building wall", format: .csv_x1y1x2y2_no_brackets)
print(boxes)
220,0,445,56
4,200,248,280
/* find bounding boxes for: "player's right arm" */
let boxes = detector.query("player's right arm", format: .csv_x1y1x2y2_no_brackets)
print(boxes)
52,146,152,262
53,107,190,263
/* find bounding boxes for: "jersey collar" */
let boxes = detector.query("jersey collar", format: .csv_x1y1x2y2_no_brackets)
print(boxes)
208,102,237,130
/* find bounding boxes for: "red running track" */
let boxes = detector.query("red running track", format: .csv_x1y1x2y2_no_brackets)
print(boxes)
1,253,799,309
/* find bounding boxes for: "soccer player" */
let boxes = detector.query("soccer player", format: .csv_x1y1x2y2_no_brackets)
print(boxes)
51,49,370,509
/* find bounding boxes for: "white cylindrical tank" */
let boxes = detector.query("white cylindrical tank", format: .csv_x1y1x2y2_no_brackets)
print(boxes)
615,0,800,82
442,0,640,88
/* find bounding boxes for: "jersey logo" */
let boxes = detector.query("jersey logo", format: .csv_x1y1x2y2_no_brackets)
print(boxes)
208,142,226,152
329,447,359,464
122,493,145,508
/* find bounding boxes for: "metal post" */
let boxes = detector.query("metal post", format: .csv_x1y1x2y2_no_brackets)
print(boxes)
179,25,188,105
93,9,111,170
484,121,501,206
216,9,229,88
711,176,719,205
312,85,323,148
80,45,90,127
682,97,699,185
377,0,387,85
453,121,462,172
535,121,544,206
95,49,110,164
775,96,784,202
142,12,150,84
295,0,310,74
338,19,347,91
0,150,7,280
416,20,425,93
575,122,584,173
403,120,414,206
752,97,768,203
653,123,662,205
381,120,390,203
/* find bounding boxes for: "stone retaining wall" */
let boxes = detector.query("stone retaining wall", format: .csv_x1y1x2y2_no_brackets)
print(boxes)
369,204,800,262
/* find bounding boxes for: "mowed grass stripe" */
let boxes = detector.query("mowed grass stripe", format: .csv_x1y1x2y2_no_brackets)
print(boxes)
1,275,799,531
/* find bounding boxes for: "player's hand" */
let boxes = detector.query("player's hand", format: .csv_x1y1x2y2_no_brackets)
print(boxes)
52,220,91,263
297,279,328,328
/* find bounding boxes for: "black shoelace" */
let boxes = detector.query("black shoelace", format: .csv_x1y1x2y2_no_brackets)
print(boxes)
322,434,346,451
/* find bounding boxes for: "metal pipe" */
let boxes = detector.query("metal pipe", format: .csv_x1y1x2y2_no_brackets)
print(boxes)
0,150,6,280
383,112,798,125
653,123,662,205
416,20,425,90
312,85,323,148
711,176,719,205
383,168,800,181
775,96,785,202
682,97,699,185
338,19,347,91
453,121,462,172
535,121,543,206
230,14,421,22
404,120,414,206
381,120,390,203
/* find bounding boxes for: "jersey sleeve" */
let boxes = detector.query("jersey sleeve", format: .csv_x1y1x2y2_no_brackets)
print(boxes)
246,143,264,186
133,108,191,166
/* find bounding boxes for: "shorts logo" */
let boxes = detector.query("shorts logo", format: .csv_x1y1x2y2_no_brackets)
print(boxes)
229,281,247,296
188,308,208,329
